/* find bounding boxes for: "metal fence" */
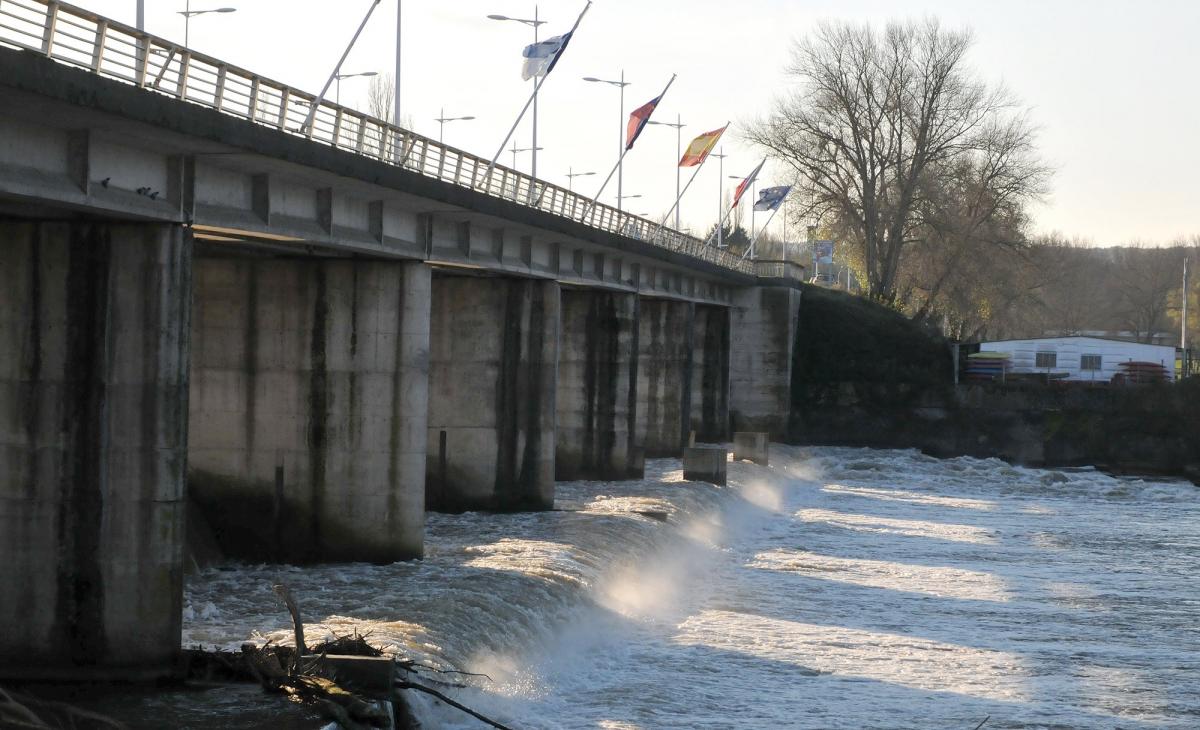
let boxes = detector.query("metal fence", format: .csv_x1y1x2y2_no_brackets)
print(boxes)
0,0,755,275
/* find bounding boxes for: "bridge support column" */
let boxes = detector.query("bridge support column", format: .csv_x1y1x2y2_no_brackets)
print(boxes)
691,304,731,442
0,221,191,678
729,286,801,439
188,257,430,563
636,298,694,457
426,275,559,512
555,289,640,481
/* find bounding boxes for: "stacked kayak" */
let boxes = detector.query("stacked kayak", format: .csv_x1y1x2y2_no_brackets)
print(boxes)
1114,361,1169,384
965,352,1011,382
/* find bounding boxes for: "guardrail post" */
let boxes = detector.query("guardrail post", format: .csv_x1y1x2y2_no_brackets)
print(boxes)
355,116,367,153
214,65,227,110
90,20,107,71
177,51,190,99
247,77,260,120
41,1,59,56
277,87,289,130
332,109,344,147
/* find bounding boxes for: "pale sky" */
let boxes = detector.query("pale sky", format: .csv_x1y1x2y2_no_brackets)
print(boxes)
80,0,1200,245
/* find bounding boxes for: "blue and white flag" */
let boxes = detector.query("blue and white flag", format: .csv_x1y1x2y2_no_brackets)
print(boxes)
753,185,791,212
521,32,573,81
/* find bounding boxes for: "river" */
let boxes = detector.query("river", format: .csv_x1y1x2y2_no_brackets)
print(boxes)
182,446,1200,729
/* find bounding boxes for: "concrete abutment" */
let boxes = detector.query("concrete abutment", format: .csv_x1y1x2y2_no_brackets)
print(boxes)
0,220,191,678
426,275,559,512
555,288,641,481
730,286,800,439
188,256,430,563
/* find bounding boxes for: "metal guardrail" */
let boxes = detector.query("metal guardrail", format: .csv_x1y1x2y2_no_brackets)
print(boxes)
753,259,806,281
0,0,755,275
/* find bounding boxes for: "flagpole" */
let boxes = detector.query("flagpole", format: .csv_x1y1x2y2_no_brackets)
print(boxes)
743,204,782,261
303,0,383,134
652,164,705,242
589,74,676,211
706,157,765,247
486,1,591,183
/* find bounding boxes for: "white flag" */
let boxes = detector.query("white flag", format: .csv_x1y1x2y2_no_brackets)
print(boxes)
521,33,572,81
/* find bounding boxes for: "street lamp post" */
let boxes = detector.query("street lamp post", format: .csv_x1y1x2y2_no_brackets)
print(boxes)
566,167,595,193
510,144,543,170
712,147,727,248
488,8,547,179
436,108,476,144
647,114,684,231
582,71,631,211
178,1,236,47
335,71,378,106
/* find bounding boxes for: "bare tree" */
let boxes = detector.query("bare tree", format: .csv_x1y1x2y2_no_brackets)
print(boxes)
1109,244,1184,343
746,18,1049,305
366,73,395,124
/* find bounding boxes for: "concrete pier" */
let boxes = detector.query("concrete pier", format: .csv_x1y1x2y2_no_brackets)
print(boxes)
733,432,770,465
426,275,559,512
730,287,800,438
556,289,640,481
0,221,191,678
188,257,430,563
682,447,728,486
691,304,731,442
637,298,694,457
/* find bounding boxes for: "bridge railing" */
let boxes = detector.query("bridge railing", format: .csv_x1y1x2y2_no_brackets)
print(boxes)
0,0,755,275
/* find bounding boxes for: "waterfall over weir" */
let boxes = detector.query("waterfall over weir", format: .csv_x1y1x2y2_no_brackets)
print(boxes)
183,448,1200,729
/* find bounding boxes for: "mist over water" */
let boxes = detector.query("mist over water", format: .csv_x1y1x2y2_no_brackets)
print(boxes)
184,447,1200,729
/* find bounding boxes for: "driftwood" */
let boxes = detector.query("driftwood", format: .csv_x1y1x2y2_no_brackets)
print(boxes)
395,682,514,730
272,583,307,676
253,585,513,730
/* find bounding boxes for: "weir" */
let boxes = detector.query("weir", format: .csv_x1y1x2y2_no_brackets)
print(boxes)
0,1,804,679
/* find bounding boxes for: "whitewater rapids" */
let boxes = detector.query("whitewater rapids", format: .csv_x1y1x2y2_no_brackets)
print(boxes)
183,446,1200,728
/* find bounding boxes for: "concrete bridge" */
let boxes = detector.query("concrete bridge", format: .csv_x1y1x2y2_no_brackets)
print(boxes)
0,0,803,678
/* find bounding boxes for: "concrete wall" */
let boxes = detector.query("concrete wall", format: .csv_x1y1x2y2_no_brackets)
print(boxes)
556,289,640,480
691,304,731,442
0,221,191,678
729,287,800,438
427,275,559,512
637,298,694,457
188,257,430,563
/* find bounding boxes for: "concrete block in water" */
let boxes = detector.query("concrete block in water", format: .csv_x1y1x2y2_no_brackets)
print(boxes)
733,432,770,465
683,447,728,486
318,655,395,693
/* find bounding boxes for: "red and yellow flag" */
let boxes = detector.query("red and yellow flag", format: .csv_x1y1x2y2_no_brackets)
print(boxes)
679,125,727,167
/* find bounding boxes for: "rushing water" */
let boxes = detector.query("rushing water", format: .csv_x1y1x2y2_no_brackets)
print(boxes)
184,446,1200,729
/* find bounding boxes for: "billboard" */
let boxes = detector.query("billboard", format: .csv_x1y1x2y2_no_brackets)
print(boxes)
814,240,835,264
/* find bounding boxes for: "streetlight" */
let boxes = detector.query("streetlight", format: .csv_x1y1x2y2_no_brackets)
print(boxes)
618,193,642,201
435,108,476,145
647,114,685,231
489,8,547,179
711,147,727,248
583,72,631,210
566,168,595,193
510,144,543,170
178,1,236,47
335,71,378,107
729,173,757,240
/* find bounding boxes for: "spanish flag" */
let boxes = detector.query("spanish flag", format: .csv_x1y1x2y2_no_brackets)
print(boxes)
679,125,728,167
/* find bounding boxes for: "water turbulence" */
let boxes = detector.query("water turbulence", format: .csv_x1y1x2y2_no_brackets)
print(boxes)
184,447,1200,728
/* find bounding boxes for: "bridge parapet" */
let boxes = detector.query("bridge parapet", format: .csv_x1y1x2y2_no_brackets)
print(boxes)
0,0,753,275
